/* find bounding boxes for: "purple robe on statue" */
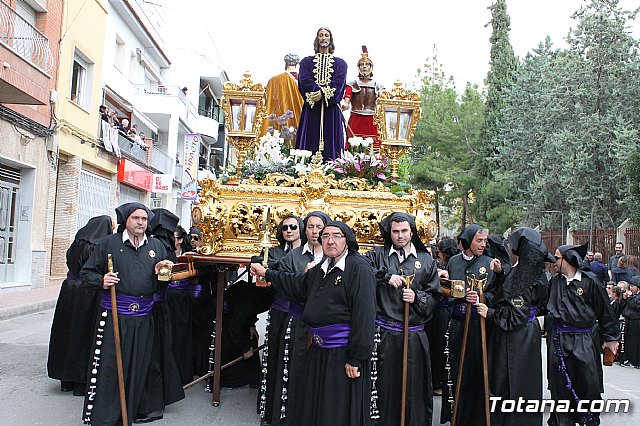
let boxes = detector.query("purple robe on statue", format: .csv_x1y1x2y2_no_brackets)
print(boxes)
294,54,347,162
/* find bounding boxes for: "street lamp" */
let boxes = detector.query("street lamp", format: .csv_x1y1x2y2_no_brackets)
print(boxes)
541,210,565,245
220,72,267,177
374,80,422,180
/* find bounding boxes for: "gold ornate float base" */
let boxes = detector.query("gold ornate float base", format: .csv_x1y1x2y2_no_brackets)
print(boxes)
191,167,437,258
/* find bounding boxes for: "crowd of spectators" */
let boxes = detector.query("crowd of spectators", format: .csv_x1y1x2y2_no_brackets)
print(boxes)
600,243,640,368
99,104,148,151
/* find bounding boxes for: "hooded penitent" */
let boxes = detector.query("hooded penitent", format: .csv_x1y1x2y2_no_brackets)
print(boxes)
115,202,154,233
318,220,359,253
558,244,589,269
303,210,331,229
275,214,306,248
150,208,180,262
457,223,484,251
379,212,427,252
507,227,554,298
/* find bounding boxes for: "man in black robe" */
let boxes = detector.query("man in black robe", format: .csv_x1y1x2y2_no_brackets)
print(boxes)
364,212,441,425
477,227,553,426
258,213,307,425
546,244,620,426
81,203,173,425
251,221,376,426
48,215,113,396
440,224,498,426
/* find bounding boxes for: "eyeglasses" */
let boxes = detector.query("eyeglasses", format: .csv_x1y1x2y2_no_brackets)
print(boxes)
191,235,200,241
282,224,298,231
321,233,345,241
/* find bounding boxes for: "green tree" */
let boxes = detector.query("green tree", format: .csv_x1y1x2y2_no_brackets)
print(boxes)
411,54,484,230
474,0,520,232
495,0,640,230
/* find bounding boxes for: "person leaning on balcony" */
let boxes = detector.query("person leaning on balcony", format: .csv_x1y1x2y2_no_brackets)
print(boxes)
138,132,148,151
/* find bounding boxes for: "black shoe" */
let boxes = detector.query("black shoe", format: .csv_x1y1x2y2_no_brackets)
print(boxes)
133,414,163,423
260,420,272,426
60,381,74,392
619,360,630,367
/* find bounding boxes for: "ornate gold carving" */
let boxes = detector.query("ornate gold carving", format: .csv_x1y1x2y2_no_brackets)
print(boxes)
265,173,297,187
353,210,384,244
223,72,265,92
229,202,259,237
195,167,436,257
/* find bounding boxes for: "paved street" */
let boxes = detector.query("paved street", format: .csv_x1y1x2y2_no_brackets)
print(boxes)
1,309,639,425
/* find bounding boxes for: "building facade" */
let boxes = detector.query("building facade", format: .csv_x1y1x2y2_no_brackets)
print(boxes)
0,0,63,290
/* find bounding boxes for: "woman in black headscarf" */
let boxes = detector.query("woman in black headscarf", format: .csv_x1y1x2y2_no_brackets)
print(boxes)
47,215,113,395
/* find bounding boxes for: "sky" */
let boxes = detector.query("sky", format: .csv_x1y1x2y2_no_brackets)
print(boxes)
159,0,640,93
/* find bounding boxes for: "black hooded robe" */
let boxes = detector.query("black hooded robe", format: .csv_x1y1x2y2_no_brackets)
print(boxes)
80,231,169,426
485,266,548,426
364,245,441,426
259,213,324,425
622,293,640,367
440,253,495,426
48,215,113,394
265,252,376,426
546,271,620,426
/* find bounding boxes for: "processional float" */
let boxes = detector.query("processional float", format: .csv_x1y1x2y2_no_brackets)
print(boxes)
171,72,438,407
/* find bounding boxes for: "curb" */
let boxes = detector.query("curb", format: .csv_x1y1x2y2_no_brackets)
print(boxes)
0,298,57,321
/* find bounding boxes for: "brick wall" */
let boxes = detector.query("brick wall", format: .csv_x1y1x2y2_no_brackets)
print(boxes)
49,155,82,276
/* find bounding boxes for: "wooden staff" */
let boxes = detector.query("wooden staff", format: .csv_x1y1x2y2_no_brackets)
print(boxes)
400,272,416,426
451,298,472,426
108,254,128,426
182,344,265,390
477,279,491,426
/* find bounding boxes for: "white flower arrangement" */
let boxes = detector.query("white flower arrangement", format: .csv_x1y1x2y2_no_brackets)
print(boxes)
348,136,374,154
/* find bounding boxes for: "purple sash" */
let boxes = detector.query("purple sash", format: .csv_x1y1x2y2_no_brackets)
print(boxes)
190,283,206,298
528,307,537,323
310,323,350,348
375,314,424,332
451,301,479,319
168,279,190,291
271,295,290,313
101,292,154,316
288,302,304,319
553,319,594,333
67,271,81,281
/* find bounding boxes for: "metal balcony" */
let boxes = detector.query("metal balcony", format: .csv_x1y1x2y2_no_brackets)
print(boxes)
0,0,54,72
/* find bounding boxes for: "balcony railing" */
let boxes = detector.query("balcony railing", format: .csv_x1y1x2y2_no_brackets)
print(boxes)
0,0,54,72
150,146,173,175
117,133,147,163
133,84,199,118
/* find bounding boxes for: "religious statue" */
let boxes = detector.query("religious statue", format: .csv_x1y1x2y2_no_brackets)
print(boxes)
342,46,384,149
260,53,304,144
294,27,348,163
